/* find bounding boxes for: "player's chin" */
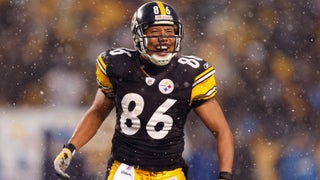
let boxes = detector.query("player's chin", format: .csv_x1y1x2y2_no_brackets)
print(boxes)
155,49,175,56
156,51,169,56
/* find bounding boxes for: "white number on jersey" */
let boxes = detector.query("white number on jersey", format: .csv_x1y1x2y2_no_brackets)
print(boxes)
120,93,177,139
120,93,143,135
177,56,202,68
109,48,132,57
146,98,175,139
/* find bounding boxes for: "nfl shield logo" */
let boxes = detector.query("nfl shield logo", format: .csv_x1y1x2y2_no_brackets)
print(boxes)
145,77,155,86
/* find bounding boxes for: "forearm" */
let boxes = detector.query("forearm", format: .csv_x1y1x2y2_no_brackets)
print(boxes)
216,130,234,173
68,107,106,151
68,90,114,150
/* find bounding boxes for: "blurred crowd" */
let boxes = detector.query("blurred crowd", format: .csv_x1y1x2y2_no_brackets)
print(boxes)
1,0,320,179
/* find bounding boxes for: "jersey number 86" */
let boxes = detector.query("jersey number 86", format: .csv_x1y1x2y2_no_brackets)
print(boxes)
120,93,176,140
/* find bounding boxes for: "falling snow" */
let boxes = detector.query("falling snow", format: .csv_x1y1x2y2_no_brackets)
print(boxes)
0,0,320,180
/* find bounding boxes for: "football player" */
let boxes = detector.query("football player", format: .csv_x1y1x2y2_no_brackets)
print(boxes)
54,1,234,180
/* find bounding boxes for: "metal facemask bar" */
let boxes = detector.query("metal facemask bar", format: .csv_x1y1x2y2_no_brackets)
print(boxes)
141,35,181,53
137,22,183,54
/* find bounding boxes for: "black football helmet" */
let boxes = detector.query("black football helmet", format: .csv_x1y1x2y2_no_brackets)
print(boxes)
131,1,183,66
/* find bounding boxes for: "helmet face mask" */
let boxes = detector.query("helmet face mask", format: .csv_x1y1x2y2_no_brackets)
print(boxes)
131,1,183,66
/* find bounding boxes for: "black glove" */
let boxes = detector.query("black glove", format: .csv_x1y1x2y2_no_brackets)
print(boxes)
218,171,233,180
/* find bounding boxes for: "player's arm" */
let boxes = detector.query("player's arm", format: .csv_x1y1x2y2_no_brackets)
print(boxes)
68,50,116,149
67,50,117,150
194,98,234,179
190,62,234,179
68,88,114,150
54,50,115,179
54,89,114,179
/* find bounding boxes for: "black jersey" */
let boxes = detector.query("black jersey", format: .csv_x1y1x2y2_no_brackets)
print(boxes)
96,48,217,171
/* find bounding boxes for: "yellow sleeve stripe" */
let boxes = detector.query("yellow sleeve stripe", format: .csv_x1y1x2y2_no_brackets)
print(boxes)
156,1,166,15
193,67,215,87
190,66,217,103
97,80,113,92
96,56,107,75
97,55,106,70
191,83,217,102
205,86,217,97
95,55,113,94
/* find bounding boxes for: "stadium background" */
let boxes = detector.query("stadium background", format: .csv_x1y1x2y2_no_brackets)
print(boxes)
0,0,319,179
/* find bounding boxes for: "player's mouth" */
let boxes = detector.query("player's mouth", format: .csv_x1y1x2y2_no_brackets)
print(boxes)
155,45,170,55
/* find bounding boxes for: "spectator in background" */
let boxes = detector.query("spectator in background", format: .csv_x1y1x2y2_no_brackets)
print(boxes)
276,131,319,180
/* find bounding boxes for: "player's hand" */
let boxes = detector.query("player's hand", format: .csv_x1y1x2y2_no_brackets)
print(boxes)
53,144,76,179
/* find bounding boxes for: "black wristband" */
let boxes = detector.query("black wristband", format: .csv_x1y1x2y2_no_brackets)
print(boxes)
219,171,233,180
63,143,76,154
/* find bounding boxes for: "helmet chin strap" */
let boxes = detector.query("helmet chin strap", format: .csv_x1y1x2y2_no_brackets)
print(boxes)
143,52,176,66
140,36,176,66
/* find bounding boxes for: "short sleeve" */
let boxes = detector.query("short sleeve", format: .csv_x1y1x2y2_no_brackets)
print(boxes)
96,51,114,98
190,65,217,107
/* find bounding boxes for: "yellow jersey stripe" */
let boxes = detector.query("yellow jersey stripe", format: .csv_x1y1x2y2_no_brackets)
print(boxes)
156,1,166,15
98,55,107,70
97,63,106,75
191,85,217,102
194,66,214,82
95,54,113,94
193,68,215,87
190,66,217,103
205,86,217,97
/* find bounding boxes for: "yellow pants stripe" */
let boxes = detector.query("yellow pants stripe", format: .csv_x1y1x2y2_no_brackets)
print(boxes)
106,160,186,180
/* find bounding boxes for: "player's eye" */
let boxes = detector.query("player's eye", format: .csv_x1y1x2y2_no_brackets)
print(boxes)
151,30,160,34
166,30,174,35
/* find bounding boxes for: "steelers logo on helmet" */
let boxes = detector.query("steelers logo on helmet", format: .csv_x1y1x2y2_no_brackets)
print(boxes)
131,1,183,66
158,79,174,94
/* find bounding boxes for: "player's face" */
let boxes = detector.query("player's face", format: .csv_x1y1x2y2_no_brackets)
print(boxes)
144,25,176,57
